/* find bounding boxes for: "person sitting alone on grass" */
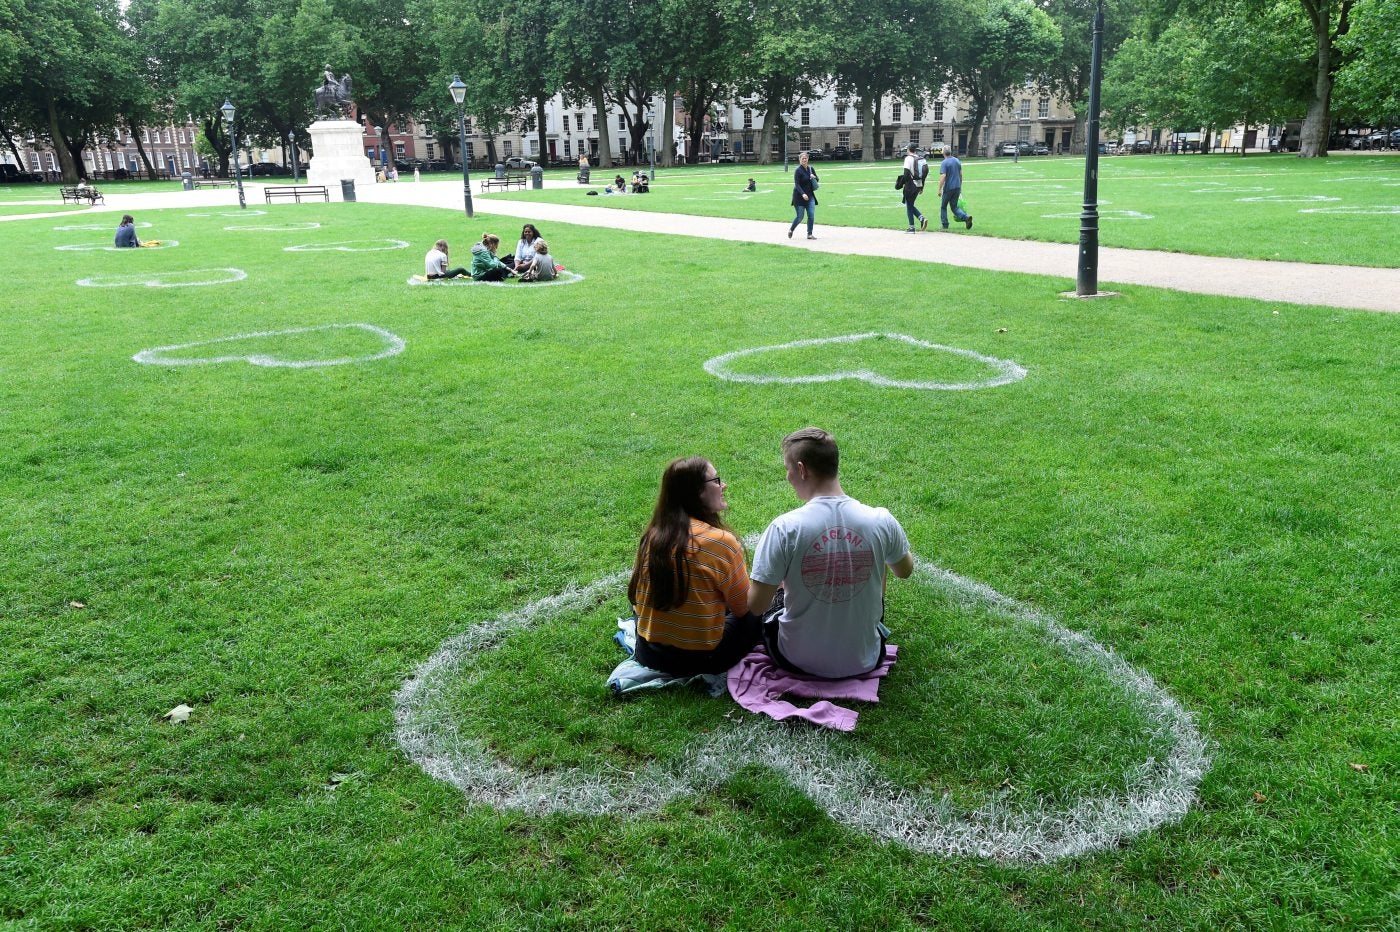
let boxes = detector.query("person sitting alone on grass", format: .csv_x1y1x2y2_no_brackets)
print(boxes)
745,178,756,192
114,215,141,248
628,457,761,676
469,233,517,282
515,238,557,282
423,239,469,280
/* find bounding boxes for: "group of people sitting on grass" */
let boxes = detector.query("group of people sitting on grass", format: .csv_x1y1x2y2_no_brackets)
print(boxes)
419,223,559,283
604,172,649,195
629,427,913,679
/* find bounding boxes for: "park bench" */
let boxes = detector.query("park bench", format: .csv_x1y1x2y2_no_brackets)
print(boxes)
263,184,329,203
193,180,237,189
60,185,105,205
480,172,528,192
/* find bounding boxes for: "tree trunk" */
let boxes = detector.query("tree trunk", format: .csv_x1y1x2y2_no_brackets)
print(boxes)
759,105,778,165
983,89,1006,158
592,85,612,168
661,86,675,167
1298,14,1332,157
860,95,877,161
130,123,157,177
0,117,26,166
535,94,547,164
45,97,80,182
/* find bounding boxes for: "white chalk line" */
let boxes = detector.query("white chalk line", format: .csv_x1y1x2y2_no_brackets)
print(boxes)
54,221,152,231
187,210,267,217
56,241,180,251
132,322,404,368
76,268,245,288
1190,186,1271,194
223,222,322,231
285,239,410,252
1041,210,1153,220
1236,195,1339,203
405,271,585,288
703,333,1026,391
393,557,1209,863
1297,205,1400,215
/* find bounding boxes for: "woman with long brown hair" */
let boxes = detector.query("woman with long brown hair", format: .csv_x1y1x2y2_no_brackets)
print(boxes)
627,457,759,675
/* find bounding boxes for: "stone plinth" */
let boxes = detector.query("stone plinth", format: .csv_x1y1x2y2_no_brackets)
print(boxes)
306,119,376,200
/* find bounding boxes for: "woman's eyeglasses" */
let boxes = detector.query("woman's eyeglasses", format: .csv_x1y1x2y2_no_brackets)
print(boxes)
704,476,723,486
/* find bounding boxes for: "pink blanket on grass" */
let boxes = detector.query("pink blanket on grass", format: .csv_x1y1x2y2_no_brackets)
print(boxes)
726,642,898,731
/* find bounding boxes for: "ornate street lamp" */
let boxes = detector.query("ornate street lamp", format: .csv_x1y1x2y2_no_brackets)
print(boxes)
448,75,475,218
782,113,791,173
1076,0,1105,296
646,102,656,180
220,99,247,210
287,131,299,183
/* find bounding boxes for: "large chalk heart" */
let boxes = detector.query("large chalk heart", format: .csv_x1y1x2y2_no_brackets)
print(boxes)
704,333,1026,391
77,268,246,288
133,323,404,368
285,239,410,252
394,556,1209,862
57,240,179,251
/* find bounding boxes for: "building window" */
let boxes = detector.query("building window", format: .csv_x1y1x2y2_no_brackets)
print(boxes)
1017,125,1030,142
856,109,864,125
395,143,405,157
909,130,920,147
575,113,584,131
618,136,627,155
934,101,945,122
1018,99,1030,119
591,113,598,130
616,113,625,130
892,102,902,123
914,105,924,122
836,107,846,126
800,132,811,149
142,129,149,143
743,108,752,130
563,139,571,157
426,143,435,159
504,140,513,157
1039,97,1050,119
800,107,810,127
465,142,474,161
838,131,850,147
932,128,944,142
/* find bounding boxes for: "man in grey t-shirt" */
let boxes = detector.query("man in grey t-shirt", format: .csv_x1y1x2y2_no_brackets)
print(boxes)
748,427,914,679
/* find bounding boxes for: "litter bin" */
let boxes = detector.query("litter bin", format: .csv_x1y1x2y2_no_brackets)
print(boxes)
340,179,356,202
531,165,543,189
181,170,193,191
494,162,505,179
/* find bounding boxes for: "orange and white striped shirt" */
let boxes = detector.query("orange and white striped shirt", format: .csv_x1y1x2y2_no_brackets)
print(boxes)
634,519,750,649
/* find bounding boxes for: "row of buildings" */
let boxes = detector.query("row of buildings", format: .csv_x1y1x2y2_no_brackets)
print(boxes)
2,87,1277,180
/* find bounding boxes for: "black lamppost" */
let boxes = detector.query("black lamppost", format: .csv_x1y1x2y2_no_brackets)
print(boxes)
646,102,656,180
378,125,389,170
448,74,475,218
1076,0,1105,296
220,99,247,210
287,131,299,182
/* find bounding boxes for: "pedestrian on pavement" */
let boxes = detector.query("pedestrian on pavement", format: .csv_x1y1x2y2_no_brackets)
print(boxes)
788,151,819,240
937,145,973,230
900,144,930,232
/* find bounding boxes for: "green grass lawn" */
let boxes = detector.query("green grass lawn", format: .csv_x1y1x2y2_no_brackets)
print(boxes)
1,202,1395,928
515,154,1400,267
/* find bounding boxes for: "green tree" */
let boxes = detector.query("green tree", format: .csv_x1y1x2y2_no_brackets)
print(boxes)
1333,0,1400,125
1043,0,1134,149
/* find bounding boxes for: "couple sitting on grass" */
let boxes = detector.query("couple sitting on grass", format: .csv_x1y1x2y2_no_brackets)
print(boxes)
421,224,558,283
630,427,913,679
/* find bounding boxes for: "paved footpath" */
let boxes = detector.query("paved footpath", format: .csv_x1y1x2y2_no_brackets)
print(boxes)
11,180,1399,313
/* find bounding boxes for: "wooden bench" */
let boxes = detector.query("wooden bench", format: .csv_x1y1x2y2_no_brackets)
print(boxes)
263,185,329,203
193,180,236,189
60,185,105,205
480,172,528,192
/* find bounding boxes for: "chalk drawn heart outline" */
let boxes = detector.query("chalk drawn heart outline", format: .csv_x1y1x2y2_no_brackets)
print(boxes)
133,322,404,368
704,333,1027,391
394,556,1209,862
56,240,180,251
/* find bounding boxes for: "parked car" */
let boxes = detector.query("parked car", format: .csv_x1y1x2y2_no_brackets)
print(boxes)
831,145,850,160
805,148,830,160
1132,140,1153,153
503,156,538,170
998,141,1035,156
1032,143,1051,156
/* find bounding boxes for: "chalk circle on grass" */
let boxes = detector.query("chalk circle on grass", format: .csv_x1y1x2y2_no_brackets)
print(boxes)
286,239,410,252
223,222,321,231
133,323,404,368
394,556,1209,863
1191,186,1270,194
1040,209,1152,221
1297,204,1400,215
405,271,584,288
703,333,1026,391
187,209,267,217
1235,195,1340,203
57,240,180,251
54,221,152,231
76,268,247,288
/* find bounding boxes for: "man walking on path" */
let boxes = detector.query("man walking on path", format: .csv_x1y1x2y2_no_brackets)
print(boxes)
747,427,914,679
900,144,930,232
937,144,973,230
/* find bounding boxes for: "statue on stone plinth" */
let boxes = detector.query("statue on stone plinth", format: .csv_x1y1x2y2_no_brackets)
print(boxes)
314,64,354,119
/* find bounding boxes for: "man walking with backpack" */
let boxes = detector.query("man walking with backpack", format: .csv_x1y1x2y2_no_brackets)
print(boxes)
937,144,973,230
899,144,931,232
